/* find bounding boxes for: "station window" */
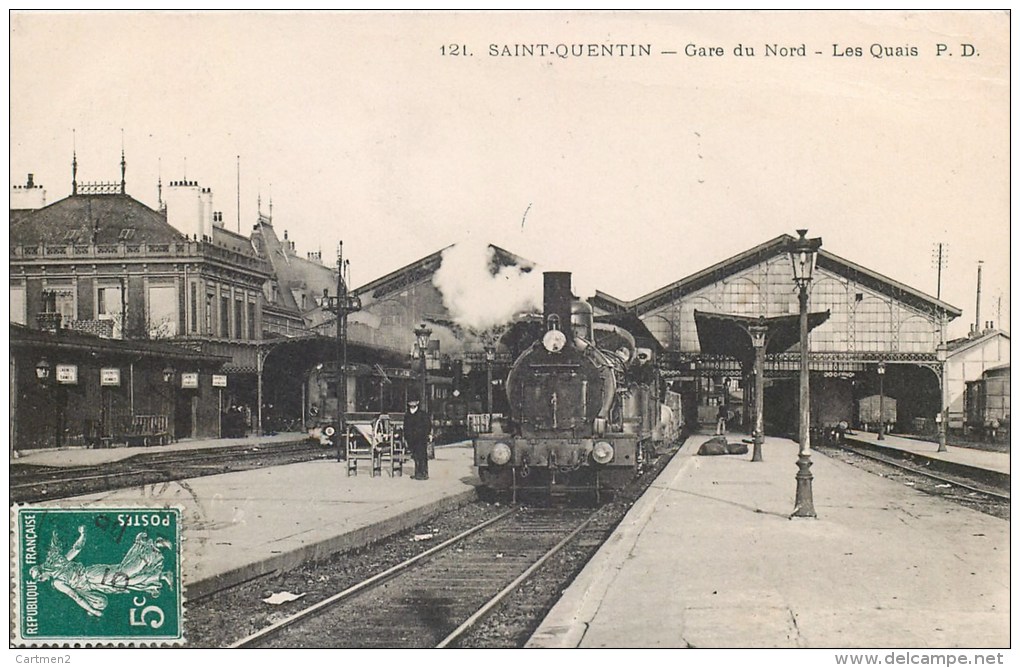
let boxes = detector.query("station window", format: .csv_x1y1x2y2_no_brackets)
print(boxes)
205,293,214,335
220,295,230,338
10,284,26,325
147,284,178,338
42,287,76,326
189,283,198,333
96,284,124,338
234,298,243,339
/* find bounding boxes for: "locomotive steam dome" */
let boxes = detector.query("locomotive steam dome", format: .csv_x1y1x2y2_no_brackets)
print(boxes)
571,299,594,341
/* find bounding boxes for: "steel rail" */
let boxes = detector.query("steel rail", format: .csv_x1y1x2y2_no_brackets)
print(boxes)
435,511,599,648
229,508,516,648
11,441,319,492
833,443,1009,502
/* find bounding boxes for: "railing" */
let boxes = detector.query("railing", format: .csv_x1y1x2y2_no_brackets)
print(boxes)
11,240,268,271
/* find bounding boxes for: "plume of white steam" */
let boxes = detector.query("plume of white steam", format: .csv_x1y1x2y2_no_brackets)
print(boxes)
432,242,543,333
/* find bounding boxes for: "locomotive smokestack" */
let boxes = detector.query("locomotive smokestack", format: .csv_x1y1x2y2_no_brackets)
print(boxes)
543,271,573,340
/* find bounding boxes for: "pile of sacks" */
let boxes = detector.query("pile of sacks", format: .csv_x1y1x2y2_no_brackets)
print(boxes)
696,436,749,456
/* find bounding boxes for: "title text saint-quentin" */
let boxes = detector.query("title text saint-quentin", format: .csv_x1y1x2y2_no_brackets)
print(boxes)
490,43,652,58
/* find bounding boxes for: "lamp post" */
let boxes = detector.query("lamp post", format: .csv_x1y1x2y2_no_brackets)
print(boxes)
936,344,948,453
162,366,176,442
877,361,886,440
789,228,822,518
35,359,56,447
484,344,496,432
748,316,768,462
414,324,433,413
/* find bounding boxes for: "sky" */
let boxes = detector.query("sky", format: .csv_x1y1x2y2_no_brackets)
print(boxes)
8,11,1010,339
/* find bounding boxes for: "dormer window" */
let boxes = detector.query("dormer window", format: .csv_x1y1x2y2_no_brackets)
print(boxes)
62,230,79,242
118,228,135,240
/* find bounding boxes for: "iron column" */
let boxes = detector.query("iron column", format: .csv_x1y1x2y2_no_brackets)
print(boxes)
877,361,886,440
788,229,821,518
749,316,768,462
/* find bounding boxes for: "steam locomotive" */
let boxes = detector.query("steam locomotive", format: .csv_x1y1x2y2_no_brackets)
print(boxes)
473,272,677,502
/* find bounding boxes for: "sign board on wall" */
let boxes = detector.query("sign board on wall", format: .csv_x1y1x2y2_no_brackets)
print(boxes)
212,374,227,387
100,368,121,386
56,364,78,385
181,372,199,389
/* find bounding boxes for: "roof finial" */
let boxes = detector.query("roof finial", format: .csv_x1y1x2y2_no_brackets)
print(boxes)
120,129,127,194
71,129,78,196
157,157,164,212
268,182,273,221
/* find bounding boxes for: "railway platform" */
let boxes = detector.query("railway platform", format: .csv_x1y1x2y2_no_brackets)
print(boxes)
527,431,1009,649
842,430,1010,475
28,441,480,600
11,432,310,467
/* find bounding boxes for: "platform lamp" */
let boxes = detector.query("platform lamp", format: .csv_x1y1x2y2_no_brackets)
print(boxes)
877,361,886,440
484,344,496,432
162,366,176,442
936,343,948,453
414,324,433,413
748,316,768,462
788,228,822,518
34,358,58,449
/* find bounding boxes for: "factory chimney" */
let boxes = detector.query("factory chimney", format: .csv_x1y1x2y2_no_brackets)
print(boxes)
973,261,983,337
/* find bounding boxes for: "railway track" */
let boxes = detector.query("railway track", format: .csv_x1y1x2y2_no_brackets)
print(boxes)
232,506,600,648
817,440,1009,519
10,438,325,503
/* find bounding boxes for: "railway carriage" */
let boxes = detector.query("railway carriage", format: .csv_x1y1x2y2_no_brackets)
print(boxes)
964,365,1010,441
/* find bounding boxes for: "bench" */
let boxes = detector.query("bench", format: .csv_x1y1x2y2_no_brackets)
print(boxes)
111,414,171,447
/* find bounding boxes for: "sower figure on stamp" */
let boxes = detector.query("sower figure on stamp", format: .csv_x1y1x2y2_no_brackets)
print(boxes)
30,526,173,617
403,398,432,480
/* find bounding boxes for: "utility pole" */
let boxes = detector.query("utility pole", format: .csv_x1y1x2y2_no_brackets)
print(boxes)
931,242,948,300
320,242,362,462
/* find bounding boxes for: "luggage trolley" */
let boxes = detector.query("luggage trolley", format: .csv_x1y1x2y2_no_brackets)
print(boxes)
388,423,406,476
345,416,381,477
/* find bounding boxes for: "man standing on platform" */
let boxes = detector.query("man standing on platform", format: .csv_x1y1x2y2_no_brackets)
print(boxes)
404,398,431,480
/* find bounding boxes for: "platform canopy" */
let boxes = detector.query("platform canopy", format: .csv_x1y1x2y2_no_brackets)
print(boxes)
693,309,831,365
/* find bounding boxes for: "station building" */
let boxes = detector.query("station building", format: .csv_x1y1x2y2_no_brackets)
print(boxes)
8,161,402,450
9,160,1007,451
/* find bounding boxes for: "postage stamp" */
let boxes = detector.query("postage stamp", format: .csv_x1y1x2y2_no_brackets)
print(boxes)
11,505,184,646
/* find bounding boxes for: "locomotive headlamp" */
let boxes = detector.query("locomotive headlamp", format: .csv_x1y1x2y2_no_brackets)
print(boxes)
592,441,615,465
490,442,512,466
324,425,336,437
542,329,567,353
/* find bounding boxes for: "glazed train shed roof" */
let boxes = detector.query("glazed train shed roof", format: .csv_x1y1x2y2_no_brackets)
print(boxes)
630,234,962,320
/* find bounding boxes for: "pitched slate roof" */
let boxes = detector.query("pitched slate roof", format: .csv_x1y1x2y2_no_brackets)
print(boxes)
947,328,1010,355
251,220,338,316
9,193,185,246
353,243,535,299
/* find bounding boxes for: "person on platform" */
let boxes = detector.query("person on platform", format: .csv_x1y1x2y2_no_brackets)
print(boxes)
716,403,728,436
404,398,432,480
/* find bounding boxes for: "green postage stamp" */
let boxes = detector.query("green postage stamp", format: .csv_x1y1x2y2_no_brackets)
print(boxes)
12,505,184,645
